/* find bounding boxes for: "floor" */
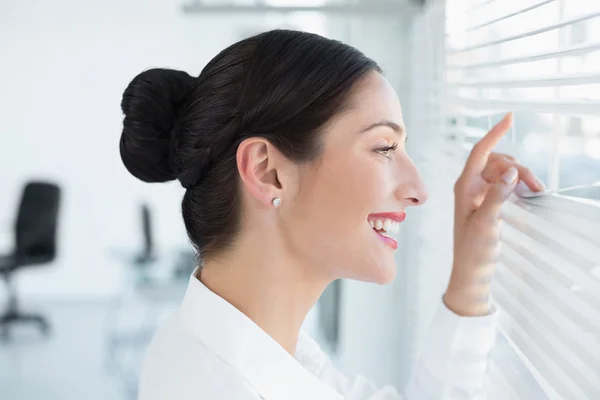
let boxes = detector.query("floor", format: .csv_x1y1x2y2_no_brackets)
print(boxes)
0,272,324,400
0,298,171,400
0,298,548,400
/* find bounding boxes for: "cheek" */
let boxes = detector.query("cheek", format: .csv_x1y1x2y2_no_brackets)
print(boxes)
288,150,394,274
310,151,382,226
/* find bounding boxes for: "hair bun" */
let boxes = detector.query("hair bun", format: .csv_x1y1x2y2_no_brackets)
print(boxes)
120,68,196,183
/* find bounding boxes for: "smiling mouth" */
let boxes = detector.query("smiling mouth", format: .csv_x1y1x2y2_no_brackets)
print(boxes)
367,212,406,250
368,219,400,238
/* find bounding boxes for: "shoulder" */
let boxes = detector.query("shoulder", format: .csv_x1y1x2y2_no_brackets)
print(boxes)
137,313,261,400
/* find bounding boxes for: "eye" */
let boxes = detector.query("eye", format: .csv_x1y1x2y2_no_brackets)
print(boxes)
375,142,398,159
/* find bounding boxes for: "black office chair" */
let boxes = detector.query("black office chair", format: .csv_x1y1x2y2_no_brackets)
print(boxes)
133,204,155,267
0,181,61,338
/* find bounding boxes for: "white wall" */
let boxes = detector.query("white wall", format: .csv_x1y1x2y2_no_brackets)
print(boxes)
0,0,414,299
0,0,419,388
0,0,282,299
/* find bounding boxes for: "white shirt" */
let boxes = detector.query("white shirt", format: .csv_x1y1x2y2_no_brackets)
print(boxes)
138,273,499,400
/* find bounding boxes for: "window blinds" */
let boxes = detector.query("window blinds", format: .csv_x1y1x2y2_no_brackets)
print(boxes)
425,0,600,398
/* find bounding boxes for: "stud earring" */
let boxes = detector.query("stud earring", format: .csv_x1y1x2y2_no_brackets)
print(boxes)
272,197,281,207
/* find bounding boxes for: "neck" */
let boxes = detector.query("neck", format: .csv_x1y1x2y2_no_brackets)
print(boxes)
198,231,332,356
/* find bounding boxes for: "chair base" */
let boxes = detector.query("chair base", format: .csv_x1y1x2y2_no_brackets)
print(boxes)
0,311,50,340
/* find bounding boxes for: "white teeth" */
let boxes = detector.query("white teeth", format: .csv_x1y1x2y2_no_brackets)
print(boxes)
368,218,401,235
383,219,392,232
378,230,395,239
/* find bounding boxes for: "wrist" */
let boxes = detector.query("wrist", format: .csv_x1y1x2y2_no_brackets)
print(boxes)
445,260,496,316
444,284,491,317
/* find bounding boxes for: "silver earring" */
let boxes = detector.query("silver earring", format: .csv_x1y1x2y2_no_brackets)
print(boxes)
272,197,281,207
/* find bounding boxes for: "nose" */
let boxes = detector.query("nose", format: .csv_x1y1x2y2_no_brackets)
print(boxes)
395,157,428,207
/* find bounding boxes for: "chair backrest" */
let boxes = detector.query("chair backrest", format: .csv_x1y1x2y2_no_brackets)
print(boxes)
141,203,154,260
15,182,61,261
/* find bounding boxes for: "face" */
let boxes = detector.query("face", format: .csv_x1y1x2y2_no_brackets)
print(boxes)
286,72,428,284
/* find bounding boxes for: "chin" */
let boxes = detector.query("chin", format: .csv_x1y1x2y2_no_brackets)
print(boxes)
372,263,397,285
353,260,397,285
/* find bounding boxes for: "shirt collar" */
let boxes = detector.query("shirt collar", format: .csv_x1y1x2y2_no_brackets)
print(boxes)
179,269,343,400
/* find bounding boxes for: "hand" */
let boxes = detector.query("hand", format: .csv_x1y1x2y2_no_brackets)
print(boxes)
443,113,545,317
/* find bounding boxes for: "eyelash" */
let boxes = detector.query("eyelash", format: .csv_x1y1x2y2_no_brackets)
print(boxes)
375,142,398,159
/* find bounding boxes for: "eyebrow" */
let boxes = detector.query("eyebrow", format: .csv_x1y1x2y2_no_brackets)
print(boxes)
360,120,407,140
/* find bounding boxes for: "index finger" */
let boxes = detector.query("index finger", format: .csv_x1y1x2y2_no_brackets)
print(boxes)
463,113,513,175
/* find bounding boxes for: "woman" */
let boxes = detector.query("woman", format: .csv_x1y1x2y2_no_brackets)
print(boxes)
121,30,544,399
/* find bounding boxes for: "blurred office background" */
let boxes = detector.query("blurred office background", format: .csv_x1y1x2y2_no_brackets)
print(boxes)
1,0,599,399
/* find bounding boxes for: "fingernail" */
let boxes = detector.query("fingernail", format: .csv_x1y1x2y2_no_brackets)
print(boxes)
515,180,548,198
535,177,546,191
502,167,518,184
515,180,533,196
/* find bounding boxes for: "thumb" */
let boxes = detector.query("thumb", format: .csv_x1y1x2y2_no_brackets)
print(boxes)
478,167,519,218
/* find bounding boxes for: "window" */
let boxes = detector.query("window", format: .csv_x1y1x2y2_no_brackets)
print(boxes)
445,0,600,196
411,0,600,398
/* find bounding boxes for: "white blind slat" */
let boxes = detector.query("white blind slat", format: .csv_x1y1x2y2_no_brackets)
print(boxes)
448,72,600,88
450,98,600,116
463,0,556,33
500,244,600,333
449,11,600,53
443,0,600,398
448,41,600,70
498,305,593,399
494,267,600,360
493,282,600,396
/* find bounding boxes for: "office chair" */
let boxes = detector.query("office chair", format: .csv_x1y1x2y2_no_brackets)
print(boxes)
133,204,155,267
106,203,160,397
0,181,61,339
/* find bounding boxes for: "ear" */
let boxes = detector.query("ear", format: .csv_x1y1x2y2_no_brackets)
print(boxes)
236,137,296,207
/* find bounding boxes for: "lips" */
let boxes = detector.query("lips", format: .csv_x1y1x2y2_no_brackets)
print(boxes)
368,211,406,250
368,211,406,222
374,231,398,250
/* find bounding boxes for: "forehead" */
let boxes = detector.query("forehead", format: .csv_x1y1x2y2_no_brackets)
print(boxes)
343,71,404,124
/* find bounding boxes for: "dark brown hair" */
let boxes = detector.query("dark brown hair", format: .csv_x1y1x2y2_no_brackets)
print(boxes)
120,29,381,260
